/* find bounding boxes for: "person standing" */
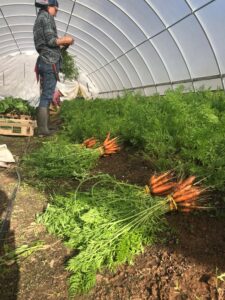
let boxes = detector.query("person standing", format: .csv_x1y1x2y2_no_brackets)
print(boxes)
33,0,74,136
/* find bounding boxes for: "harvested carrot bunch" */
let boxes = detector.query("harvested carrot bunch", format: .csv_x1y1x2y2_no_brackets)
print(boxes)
169,175,205,212
98,132,120,156
149,171,176,196
148,171,207,213
83,137,98,149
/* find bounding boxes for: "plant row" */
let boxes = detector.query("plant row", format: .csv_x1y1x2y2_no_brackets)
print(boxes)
60,88,225,191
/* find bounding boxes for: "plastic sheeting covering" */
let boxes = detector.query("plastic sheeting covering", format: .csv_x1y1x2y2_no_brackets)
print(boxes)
0,53,98,105
57,80,96,101
0,0,225,98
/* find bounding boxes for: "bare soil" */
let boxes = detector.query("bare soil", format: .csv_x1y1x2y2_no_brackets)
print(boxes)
0,136,225,300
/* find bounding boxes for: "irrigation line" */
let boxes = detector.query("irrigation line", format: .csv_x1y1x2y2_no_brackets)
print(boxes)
0,167,21,245
0,136,30,245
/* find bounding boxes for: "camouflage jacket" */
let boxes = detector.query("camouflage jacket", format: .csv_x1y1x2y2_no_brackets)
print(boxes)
33,9,61,64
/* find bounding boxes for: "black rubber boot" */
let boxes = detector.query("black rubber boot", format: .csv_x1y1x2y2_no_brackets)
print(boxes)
48,107,58,130
37,107,51,137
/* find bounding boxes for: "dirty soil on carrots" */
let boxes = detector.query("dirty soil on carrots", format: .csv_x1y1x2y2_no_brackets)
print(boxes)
0,136,225,300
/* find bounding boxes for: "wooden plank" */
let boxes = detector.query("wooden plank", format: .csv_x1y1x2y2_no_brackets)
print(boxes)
0,114,32,120
0,117,36,137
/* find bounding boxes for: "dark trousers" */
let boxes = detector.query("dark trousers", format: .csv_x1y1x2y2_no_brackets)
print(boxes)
37,57,59,108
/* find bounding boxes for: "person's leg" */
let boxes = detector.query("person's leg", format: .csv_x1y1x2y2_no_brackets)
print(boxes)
37,58,58,136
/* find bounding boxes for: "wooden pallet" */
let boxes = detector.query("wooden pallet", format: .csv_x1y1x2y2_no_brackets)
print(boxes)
0,114,32,120
0,115,37,137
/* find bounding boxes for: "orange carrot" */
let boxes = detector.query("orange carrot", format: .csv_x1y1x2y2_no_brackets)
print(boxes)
177,176,196,190
172,184,192,198
174,188,202,203
150,171,172,187
103,132,111,144
83,137,97,148
151,174,174,189
149,175,157,187
83,137,94,144
152,182,177,194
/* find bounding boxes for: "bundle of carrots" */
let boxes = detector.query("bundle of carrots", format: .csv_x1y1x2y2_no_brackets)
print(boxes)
148,172,206,213
83,137,98,148
98,132,120,156
83,133,120,156
170,176,205,212
149,171,176,196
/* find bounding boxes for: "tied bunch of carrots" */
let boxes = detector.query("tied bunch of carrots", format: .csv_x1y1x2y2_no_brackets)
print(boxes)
149,171,176,196
100,132,120,156
83,133,120,156
83,137,98,148
148,172,206,213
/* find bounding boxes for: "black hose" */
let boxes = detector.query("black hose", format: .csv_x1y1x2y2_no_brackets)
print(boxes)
0,136,31,245
0,167,21,245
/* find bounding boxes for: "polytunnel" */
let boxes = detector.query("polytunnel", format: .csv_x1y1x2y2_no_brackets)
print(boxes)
1,1,225,299
0,0,225,99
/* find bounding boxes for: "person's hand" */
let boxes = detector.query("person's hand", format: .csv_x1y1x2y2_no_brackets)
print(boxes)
57,35,74,46
63,35,74,46
52,90,61,106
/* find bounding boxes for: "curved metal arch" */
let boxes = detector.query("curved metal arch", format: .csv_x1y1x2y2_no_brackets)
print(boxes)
0,47,20,58
75,56,92,72
64,29,126,86
0,2,137,89
67,30,125,89
1,39,18,49
0,36,34,44
72,48,112,91
143,0,194,91
0,7,131,90
106,0,158,89
75,55,108,91
69,38,124,90
56,14,133,88
183,0,224,89
73,43,118,90
0,32,34,55
0,3,35,13
85,1,172,92
1,21,126,90
64,0,76,34
89,0,218,93
0,7,21,54
73,1,143,87
0,33,34,56
90,0,193,92
0,44,35,54
75,60,90,74
76,57,101,89
55,18,126,89
95,0,157,87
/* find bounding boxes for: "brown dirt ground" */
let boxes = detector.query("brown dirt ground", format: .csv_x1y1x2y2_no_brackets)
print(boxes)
0,135,225,300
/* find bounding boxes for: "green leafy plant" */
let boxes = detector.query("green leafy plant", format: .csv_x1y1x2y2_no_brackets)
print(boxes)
38,174,171,295
22,138,100,179
59,88,225,191
0,241,45,266
0,97,35,116
61,49,79,80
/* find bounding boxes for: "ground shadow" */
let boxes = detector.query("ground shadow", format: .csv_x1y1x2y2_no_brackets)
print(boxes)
0,188,19,300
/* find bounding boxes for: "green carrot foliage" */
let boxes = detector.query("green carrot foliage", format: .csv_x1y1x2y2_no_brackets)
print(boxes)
38,175,168,295
22,139,100,179
59,88,225,190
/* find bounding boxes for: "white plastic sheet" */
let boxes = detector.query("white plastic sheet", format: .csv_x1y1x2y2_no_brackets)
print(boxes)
0,0,224,97
0,144,15,168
